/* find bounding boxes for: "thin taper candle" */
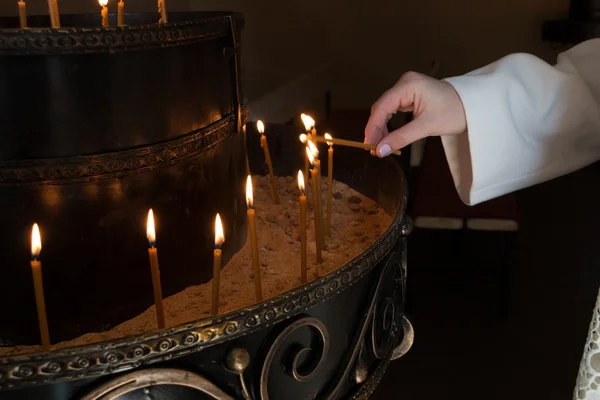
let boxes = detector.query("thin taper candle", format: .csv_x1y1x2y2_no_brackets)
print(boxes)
18,1,27,29
257,121,280,204
48,0,60,28
298,171,307,283
31,224,50,350
118,1,125,26
308,140,326,252
246,176,263,301
212,213,224,316
325,133,334,236
147,209,166,329
300,134,309,185
314,158,326,252
100,0,109,27
158,0,168,23
307,149,323,264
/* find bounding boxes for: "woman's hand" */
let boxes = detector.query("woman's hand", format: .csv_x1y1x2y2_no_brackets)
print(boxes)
364,72,467,157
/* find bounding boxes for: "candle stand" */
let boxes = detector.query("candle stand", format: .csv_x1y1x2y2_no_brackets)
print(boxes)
0,12,413,400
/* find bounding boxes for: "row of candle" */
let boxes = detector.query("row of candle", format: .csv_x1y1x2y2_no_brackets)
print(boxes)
16,0,167,29
27,172,258,349
26,114,393,349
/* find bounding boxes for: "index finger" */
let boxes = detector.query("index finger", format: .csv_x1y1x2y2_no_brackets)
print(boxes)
365,82,415,146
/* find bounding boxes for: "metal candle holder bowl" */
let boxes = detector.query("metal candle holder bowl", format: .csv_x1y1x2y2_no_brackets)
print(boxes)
0,12,413,400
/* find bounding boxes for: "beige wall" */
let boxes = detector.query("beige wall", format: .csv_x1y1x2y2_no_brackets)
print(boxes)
332,0,571,108
188,0,342,103
0,0,188,16
189,0,571,108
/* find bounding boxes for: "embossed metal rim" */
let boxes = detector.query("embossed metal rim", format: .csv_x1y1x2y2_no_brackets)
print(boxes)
0,106,248,187
0,175,407,391
0,12,244,55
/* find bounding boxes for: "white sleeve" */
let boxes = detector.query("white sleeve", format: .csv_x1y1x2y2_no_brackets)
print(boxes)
441,39,600,205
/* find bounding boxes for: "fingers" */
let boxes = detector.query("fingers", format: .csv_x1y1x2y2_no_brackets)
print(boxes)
376,119,428,157
365,73,422,147
365,88,403,144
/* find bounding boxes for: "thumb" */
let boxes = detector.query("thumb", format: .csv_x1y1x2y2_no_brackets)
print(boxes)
376,119,428,157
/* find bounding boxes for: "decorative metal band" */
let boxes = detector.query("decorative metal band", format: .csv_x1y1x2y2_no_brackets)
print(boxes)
0,14,244,56
0,106,249,187
0,207,404,391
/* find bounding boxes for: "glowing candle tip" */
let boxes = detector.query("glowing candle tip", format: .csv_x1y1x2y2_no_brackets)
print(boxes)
215,213,225,248
99,0,108,6
301,114,315,132
307,140,319,159
298,170,305,194
147,209,156,247
306,147,315,167
324,133,333,146
31,223,41,259
246,175,254,209
257,120,265,134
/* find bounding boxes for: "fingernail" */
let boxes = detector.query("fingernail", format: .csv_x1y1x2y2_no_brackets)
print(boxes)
378,144,392,157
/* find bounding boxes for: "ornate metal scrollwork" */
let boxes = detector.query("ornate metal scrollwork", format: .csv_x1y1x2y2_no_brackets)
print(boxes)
79,368,234,400
390,315,414,361
225,348,252,399
259,317,329,400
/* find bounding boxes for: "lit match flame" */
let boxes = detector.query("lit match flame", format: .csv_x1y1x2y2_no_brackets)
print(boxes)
246,175,254,209
301,114,315,133
307,140,319,159
306,147,315,167
298,170,305,194
215,213,224,248
147,209,156,247
99,0,108,6
31,223,42,260
257,120,265,135
299,133,307,144
324,133,333,146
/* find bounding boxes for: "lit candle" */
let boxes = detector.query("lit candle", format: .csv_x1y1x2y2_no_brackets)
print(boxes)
299,133,309,184
257,121,280,204
306,148,323,264
47,0,60,28
99,0,109,27
158,0,168,23
246,176,263,301
324,133,334,236
301,113,315,139
147,209,166,329
298,170,307,283
212,213,224,316
308,140,326,254
118,0,125,26
18,1,27,29
30,223,50,350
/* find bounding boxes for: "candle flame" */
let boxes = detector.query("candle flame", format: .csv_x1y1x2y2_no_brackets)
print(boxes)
324,133,333,146
298,170,305,194
31,223,41,259
299,134,307,144
246,175,254,209
307,140,319,159
215,213,224,248
99,0,108,6
301,114,315,132
306,147,315,167
257,120,265,135
147,209,156,247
